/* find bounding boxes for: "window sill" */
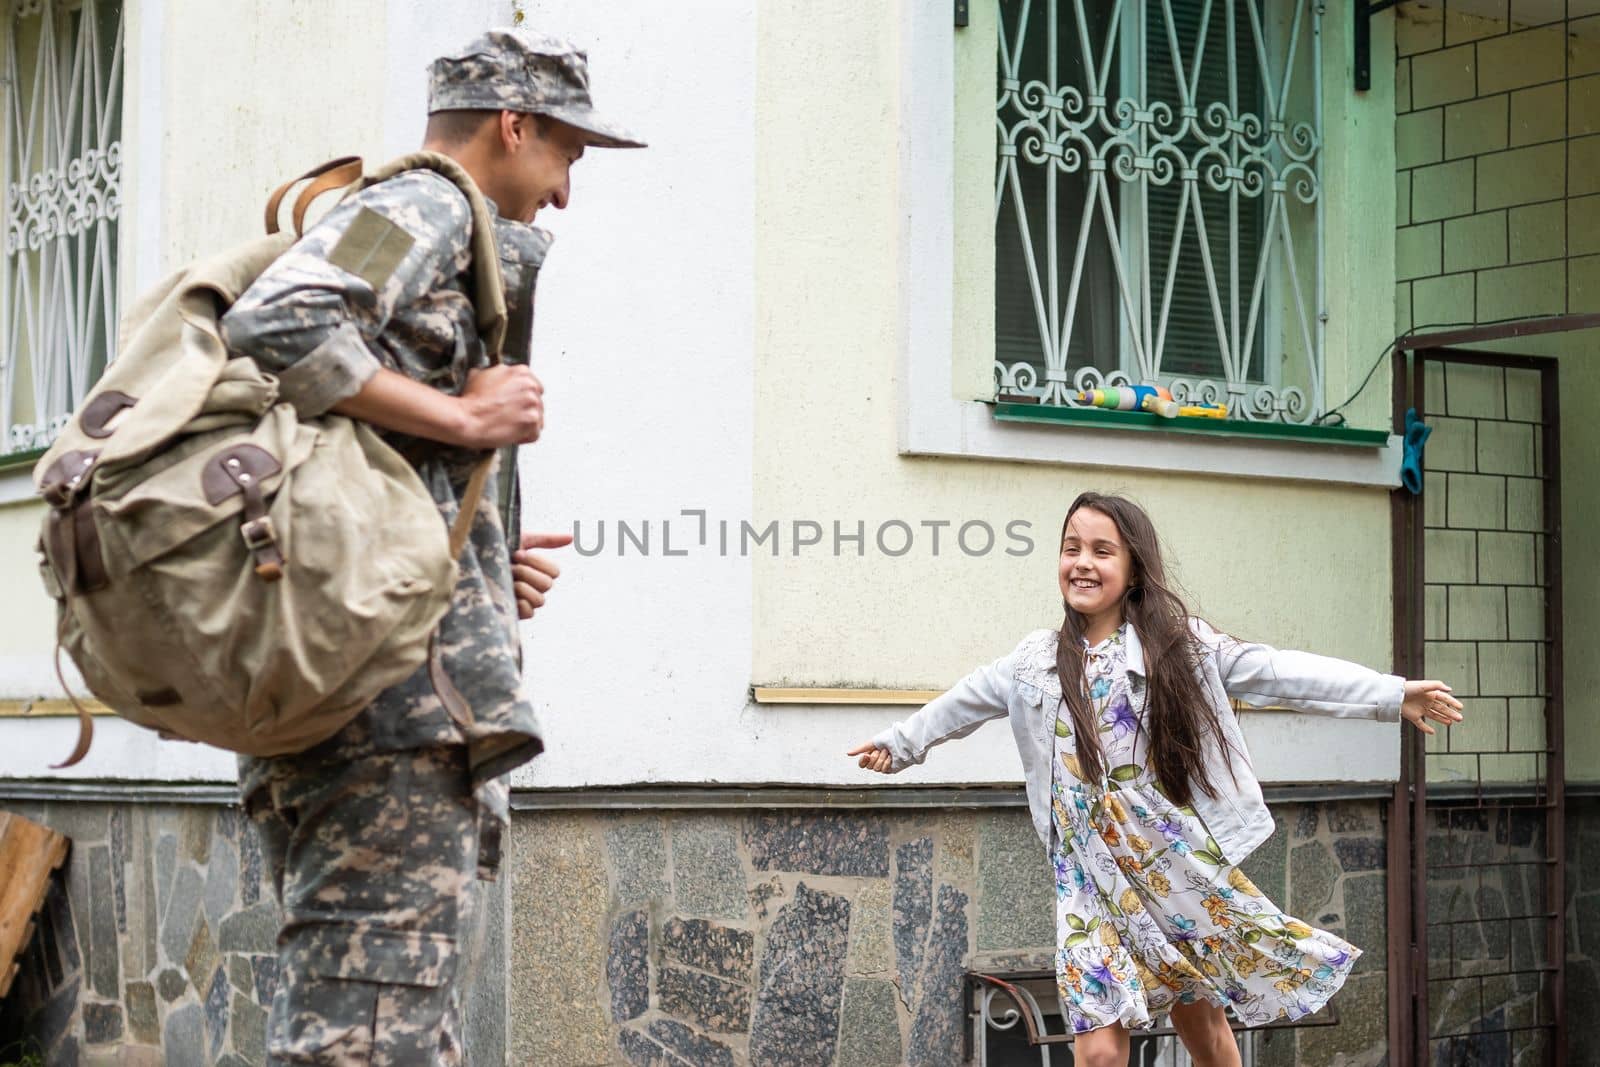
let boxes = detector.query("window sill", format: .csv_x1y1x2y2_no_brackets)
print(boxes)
0,451,42,506
0,447,44,473
993,403,1392,448
899,391,1401,488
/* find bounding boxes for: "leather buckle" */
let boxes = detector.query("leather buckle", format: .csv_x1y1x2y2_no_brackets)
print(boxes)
240,516,277,551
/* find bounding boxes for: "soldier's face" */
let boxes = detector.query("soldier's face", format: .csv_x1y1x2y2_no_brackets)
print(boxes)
505,114,587,222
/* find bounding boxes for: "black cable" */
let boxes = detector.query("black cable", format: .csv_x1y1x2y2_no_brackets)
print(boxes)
1315,315,1563,426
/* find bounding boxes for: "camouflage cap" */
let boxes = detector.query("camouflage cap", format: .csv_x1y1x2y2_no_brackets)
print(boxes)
427,29,645,149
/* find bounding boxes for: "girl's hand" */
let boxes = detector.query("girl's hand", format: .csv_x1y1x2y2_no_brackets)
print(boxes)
847,742,893,774
1401,680,1465,735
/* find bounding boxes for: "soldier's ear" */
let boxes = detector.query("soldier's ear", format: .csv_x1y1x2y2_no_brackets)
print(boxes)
497,110,527,154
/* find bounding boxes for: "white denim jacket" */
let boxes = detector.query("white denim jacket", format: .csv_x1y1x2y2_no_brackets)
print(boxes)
871,619,1404,863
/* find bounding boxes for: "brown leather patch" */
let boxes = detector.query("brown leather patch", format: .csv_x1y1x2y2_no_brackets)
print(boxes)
78,391,137,439
136,688,182,707
39,450,99,508
43,509,76,595
201,444,282,505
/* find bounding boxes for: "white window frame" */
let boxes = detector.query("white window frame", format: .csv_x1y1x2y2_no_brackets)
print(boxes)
897,0,1400,487
995,0,1315,416
0,0,125,460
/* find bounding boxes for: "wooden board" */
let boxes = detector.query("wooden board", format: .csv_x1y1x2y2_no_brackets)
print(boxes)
0,811,70,1000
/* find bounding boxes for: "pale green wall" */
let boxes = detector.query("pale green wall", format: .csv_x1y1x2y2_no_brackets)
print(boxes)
0,499,58,690
1393,3,1600,780
753,2,1395,690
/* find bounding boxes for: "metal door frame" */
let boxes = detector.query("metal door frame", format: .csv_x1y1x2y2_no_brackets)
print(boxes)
1388,346,1566,1066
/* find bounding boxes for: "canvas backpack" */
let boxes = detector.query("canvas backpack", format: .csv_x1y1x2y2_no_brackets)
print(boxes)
33,151,506,767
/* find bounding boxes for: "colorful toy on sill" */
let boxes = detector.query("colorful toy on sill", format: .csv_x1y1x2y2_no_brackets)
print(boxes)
1176,403,1228,419
1075,385,1179,419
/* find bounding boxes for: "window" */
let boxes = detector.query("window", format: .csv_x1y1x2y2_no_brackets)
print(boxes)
1,0,122,457
993,0,1322,423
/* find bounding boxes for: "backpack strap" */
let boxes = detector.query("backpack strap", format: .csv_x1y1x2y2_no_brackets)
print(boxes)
261,154,506,736
355,151,508,360
350,153,509,603
265,152,508,564
264,156,364,237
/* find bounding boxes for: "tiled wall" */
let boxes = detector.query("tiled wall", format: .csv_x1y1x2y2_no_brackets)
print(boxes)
1418,356,1551,787
1394,4,1600,331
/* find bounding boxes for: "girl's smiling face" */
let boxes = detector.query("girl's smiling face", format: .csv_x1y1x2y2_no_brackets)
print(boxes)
1059,507,1134,624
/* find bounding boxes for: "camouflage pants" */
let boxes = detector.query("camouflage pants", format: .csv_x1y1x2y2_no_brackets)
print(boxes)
244,744,480,1066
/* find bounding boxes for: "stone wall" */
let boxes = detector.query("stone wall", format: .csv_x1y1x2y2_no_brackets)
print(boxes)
15,791,1600,1065
3,793,1496,1066
507,799,1392,1067
1565,796,1600,1061
0,801,278,1066
1419,800,1552,1064
0,798,505,1067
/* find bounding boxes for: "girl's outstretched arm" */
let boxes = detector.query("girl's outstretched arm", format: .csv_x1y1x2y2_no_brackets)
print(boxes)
1400,679,1466,734
846,633,1043,774
1191,616,1461,729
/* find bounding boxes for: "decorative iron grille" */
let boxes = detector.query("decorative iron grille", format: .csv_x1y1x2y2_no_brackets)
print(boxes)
1,0,122,457
969,971,1274,1065
993,0,1323,422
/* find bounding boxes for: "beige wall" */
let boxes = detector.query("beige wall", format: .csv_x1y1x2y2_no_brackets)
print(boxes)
16,2,1562,788
753,2,1396,698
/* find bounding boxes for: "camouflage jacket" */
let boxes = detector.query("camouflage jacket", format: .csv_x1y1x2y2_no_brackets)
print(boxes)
220,169,546,821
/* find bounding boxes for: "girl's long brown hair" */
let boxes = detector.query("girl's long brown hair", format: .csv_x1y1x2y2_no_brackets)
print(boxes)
1055,492,1234,806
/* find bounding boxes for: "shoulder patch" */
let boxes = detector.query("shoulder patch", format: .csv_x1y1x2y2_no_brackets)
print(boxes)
327,206,416,290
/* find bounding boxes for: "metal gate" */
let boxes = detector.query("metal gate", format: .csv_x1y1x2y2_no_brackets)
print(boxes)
1391,349,1565,1065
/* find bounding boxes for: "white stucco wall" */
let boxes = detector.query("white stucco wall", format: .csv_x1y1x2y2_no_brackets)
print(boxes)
505,0,759,788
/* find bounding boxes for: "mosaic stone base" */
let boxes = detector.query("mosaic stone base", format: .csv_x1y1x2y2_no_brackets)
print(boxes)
0,798,506,1067
0,802,277,1067
508,800,1396,1067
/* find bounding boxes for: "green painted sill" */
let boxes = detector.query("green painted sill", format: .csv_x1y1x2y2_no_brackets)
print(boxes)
0,447,44,474
992,402,1391,447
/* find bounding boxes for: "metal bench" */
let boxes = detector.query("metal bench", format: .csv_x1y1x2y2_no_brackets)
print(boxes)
966,966,1339,1066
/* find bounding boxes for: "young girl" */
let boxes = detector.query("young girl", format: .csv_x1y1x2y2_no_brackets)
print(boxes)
847,492,1462,1067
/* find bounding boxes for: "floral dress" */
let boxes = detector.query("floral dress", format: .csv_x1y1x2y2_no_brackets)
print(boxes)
1050,623,1359,1033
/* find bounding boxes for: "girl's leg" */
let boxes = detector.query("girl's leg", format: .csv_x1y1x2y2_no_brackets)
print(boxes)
1167,1000,1242,1067
1070,1022,1131,1067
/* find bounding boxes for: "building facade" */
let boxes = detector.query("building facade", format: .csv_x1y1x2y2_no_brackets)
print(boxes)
0,1,1596,1064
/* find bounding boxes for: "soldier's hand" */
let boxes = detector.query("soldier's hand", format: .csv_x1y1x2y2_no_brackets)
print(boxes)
514,531,573,620
460,364,545,448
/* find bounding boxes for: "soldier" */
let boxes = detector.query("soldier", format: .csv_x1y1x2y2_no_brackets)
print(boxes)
219,29,643,1065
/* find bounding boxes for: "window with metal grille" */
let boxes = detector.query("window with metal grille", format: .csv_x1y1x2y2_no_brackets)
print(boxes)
1,0,122,458
993,0,1323,423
